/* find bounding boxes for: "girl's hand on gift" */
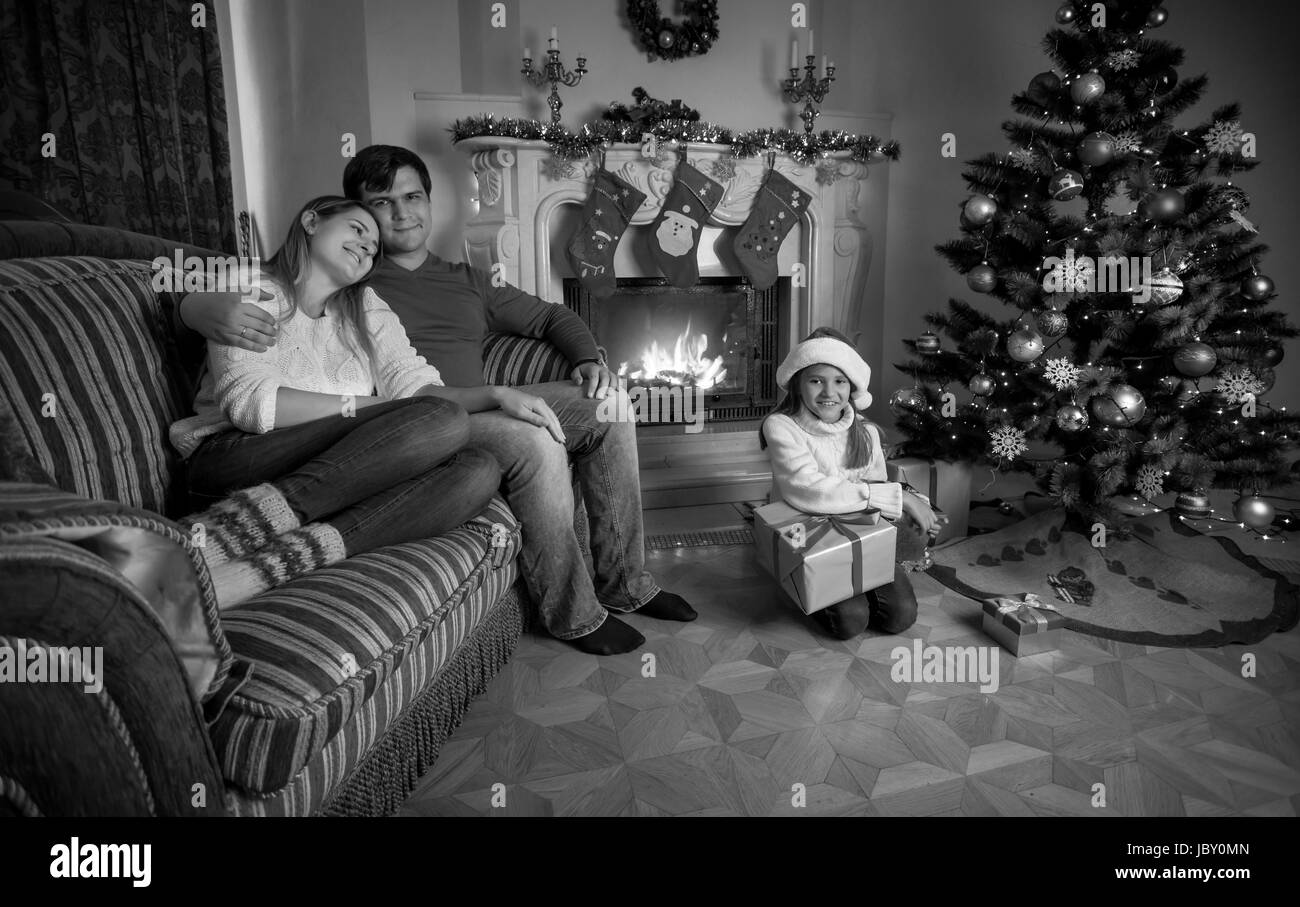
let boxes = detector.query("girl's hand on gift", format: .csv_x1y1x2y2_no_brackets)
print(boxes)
901,491,940,538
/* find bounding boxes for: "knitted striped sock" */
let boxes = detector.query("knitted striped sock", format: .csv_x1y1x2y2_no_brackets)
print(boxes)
209,523,345,610
183,483,299,569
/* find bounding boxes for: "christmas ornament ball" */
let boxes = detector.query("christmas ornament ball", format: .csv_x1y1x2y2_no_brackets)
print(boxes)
1261,344,1285,367
1234,494,1275,529
1242,274,1274,300
1069,72,1106,105
1256,367,1276,394
889,387,927,414
1147,6,1169,27
968,373,996,396
1049,168,1085,201
1055,4,1077,24
1078,131,1117,167
1148,188,1186,223
1089,385,1146,426
915,331,941,354
1055,403,1089,432
657,29,676,49
1037,310,1069,336
1153,66,1178,93
1173,342,1217,377
1027,71,1061,106
963,194,998,226
1175,490,1212,518
1207,184,1250,219
1146,268,1184,305
967,264,998,293
1007,328,1045,362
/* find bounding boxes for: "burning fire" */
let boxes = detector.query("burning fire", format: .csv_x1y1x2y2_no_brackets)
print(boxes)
617,318,728,389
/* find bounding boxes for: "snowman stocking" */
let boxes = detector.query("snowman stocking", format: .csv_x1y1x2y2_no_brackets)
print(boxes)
566,168,646,299
733,169,811,291
649,160,723,288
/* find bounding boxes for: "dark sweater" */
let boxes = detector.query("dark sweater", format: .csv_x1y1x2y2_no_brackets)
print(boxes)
365,254,599,387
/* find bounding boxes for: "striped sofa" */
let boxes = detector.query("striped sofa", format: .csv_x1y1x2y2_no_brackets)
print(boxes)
0,220,579,816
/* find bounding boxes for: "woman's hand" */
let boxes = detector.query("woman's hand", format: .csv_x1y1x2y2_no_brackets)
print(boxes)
900,491,941,539
180,290,278,351
492,387,566,444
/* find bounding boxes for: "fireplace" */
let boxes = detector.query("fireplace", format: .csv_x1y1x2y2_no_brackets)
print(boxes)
564,277,781,423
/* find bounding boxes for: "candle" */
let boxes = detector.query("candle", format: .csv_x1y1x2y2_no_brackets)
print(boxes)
807,29,813,58
549,25,558,50
524,47,531,60
791,39,798,69
822,54,827,76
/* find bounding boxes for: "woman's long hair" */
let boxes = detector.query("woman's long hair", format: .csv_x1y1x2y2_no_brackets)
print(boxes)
759,326,880,470
261,196,380,369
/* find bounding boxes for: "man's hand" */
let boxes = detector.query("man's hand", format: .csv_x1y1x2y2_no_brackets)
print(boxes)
179,290,278,352
571,361,616,400
900,491,941,539
493,387,566,444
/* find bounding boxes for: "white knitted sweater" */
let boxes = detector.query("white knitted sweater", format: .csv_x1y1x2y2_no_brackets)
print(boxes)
169,281,444,458
763,407,905,518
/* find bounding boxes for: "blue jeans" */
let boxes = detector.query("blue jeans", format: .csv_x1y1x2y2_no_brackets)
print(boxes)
467,381,658,639
814,513,924,639
186,396,500,556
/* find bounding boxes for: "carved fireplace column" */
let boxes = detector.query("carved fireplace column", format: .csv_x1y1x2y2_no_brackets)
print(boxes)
456,138,877,346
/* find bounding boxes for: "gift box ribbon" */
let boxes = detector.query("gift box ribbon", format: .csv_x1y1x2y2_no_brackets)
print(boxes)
770,511,880,610
984,593,1062,633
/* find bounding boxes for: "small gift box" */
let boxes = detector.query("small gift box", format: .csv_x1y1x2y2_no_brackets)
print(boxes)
980,593,1066,656
753,501,897,614
887,456,973,544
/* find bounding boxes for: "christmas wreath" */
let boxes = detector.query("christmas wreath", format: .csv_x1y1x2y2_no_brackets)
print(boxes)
627,0,719,61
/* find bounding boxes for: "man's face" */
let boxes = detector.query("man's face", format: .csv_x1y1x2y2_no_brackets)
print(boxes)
358,165,432,255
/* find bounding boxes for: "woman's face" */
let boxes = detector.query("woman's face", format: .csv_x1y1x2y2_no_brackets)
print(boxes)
797,364,852,423
306,207,379,286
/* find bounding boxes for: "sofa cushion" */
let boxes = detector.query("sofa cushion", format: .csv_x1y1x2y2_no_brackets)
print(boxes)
482,332,573,387
0,257,193,516
210,496,522,795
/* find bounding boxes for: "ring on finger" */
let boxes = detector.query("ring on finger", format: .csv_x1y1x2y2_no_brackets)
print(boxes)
240,326,247,338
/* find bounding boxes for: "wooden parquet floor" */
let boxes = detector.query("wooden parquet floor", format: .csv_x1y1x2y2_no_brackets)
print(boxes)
400,543,1300,817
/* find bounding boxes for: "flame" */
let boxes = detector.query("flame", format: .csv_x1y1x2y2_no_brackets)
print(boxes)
616,317,728,389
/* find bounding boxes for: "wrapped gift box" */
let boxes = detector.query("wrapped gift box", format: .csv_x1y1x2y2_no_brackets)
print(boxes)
753,501,897,614
887,456,973,543
980,594,1066,656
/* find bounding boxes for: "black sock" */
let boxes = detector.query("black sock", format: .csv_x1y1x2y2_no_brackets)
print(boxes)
636,590,698,622
568,614,645,655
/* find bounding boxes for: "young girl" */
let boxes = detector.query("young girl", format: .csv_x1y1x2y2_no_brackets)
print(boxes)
760,328,940,639
169,196,500,607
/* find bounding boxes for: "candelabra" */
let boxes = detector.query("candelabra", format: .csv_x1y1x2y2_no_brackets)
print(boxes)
782,55,835,134
521,49,587,124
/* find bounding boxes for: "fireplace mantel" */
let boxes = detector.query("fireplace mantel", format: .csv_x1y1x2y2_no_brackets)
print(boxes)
454,137,879,346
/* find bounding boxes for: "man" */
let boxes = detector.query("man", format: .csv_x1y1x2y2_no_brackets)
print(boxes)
180,145,695,654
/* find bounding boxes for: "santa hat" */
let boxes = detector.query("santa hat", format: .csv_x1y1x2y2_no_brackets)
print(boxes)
775,336,873,410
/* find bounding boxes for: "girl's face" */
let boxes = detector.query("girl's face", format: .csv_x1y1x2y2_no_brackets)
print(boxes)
306,207,379,286
797,364,852,422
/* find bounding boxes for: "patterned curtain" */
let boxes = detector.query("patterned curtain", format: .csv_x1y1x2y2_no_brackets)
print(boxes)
0,0,236,251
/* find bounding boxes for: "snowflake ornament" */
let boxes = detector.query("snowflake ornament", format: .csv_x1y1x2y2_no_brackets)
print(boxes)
1043,357,1082,390
990,426,1028,461
1007,147,1039,170
1215,366,1264,404
1106,49,1141,71
1059,250,1095,293
1135,465,1165,501
815,159,842,186
1113,131,1140,154
1204,120,1244,156
710,154,739,182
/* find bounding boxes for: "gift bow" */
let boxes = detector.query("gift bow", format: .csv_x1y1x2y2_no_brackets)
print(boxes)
988,593,1061,628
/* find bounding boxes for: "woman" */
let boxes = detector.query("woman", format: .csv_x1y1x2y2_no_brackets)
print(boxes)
170,196,499,607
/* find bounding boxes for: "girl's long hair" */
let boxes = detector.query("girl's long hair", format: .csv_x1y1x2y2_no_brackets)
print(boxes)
759,326,881,470
261,196,380,369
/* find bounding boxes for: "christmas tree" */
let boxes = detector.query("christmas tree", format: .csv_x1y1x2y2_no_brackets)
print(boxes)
891,0,1297,529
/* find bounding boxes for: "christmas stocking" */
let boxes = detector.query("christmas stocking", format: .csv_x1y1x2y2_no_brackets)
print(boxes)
649,159,724,288
733,169,811,291
566,168,646,299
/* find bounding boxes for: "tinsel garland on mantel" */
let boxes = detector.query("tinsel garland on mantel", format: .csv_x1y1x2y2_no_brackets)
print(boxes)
450,114,901,165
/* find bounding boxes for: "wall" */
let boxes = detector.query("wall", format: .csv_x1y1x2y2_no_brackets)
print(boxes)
222,0,1297,415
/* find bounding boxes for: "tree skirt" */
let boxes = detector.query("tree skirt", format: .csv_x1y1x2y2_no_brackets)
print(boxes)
927,508,1298,647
